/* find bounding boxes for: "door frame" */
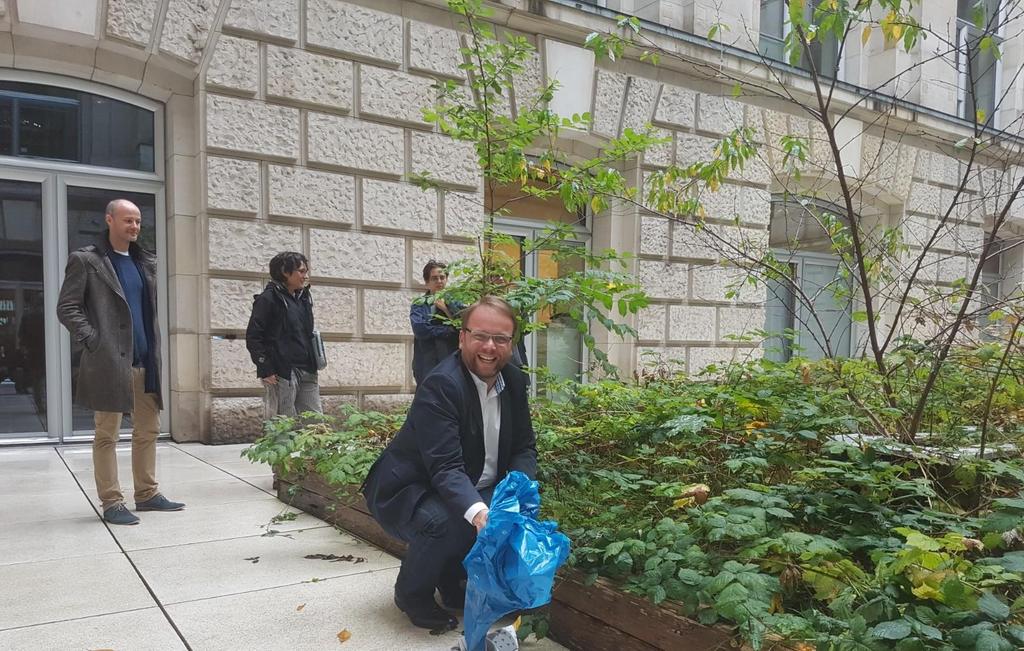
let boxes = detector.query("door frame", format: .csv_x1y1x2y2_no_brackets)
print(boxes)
0,166,167,444
494,218,591,392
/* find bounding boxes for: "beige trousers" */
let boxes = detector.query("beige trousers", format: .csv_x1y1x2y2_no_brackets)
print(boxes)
93,367,161,510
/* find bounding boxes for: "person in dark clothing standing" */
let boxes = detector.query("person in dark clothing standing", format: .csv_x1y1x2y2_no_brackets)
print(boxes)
57,199,184,526
246,251,322,418
411,260,461,385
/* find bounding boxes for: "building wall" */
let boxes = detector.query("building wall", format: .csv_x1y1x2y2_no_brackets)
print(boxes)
2,0,1023,442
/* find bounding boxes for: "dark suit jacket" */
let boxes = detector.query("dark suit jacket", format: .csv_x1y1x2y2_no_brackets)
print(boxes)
363,351,537,530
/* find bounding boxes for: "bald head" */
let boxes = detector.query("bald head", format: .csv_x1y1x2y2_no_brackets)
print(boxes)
106,199,139,218
105,198,142,253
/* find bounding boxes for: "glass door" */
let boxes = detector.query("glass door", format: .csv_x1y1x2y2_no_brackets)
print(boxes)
488,225,587,396
0,168,164,444
0,178,51,440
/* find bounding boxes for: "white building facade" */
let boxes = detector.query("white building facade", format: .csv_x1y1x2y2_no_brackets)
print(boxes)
1,0,1022,443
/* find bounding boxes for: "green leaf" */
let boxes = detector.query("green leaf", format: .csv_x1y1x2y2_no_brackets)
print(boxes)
872,619,912,640
978,551,1024,572
978,591,1010,622
975,629,1012,651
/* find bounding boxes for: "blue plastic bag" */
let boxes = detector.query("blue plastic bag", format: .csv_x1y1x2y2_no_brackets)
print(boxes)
462,471,571,651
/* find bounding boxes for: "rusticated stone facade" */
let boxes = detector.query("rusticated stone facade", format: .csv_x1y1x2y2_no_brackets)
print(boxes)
5,0,1023,443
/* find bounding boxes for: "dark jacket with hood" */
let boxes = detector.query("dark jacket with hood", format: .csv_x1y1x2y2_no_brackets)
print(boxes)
56,237,161,412
246,281,316,380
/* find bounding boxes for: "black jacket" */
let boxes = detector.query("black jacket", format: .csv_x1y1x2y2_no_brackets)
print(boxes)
363,351,537,529
245,282,316,379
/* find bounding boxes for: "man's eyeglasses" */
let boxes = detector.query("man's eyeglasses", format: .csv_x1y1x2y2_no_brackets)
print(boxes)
462,328,513,346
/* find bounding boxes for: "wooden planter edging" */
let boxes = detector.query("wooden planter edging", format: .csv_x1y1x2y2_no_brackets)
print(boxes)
275,470,734,651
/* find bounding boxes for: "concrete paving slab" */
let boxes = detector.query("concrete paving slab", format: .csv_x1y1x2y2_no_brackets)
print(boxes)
0,447,60,463
59,444,207,472
0,607,186,650
0,488,96,525
165,567,466,651
71,461,233,489
0,553,155,630
0,466,83,497
84,476,274,509
0,455,75,477
0,516,119,566
247,474,277,494
173,442,253,463
205,458,272,479
111,499,324,551
131,526,399,604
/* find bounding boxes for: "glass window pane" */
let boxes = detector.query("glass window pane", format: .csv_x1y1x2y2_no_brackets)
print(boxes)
760,0,785,38
764,263,796,362
959,0,1001,27
18,98,79,161
0,180,47,437
0,82,154,172
0,98,12,156
801,261,852,359
535,247,584,393
759,0,786,61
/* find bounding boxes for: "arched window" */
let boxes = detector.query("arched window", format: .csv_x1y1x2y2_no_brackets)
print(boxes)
0,81,155,171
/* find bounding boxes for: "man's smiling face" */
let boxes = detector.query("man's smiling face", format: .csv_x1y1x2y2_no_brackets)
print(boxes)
459,305,514,384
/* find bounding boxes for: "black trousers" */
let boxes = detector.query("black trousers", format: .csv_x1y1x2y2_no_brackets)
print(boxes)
387,486,494,602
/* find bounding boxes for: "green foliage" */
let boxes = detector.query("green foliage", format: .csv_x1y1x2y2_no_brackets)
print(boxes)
416,0,656,375
248,356,1024,649
243,408,402,491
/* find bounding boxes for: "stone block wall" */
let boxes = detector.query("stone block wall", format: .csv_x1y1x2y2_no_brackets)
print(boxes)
201,0,476,438
105,0,1024,441
597,70,770,374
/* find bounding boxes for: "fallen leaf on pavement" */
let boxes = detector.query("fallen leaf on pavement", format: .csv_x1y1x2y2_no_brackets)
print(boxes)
337,629,351,643
305,553,366,563
297,603,306,611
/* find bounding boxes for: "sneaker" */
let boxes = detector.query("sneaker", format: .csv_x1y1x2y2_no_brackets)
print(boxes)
103,503,140,525
135,494,185,512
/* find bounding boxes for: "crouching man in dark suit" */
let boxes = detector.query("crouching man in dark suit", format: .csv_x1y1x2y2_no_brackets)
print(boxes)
363,296,537,630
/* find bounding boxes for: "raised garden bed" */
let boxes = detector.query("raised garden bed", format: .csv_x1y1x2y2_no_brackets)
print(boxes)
275,470,734,651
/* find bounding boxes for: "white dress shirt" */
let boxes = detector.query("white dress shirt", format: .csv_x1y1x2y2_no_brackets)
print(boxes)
463,371,504,525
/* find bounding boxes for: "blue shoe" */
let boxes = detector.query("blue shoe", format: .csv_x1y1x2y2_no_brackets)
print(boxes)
135,494,185,512
104,503,140,525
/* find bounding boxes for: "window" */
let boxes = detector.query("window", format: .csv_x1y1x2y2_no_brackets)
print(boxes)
0,82,155,171
957,0,1003,124
764,198,853,361
759,0,841,79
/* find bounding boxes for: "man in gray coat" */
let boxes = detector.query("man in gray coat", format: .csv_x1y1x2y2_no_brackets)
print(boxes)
57,199,184,525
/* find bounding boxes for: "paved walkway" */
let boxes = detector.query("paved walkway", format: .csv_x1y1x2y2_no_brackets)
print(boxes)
0,442,565,650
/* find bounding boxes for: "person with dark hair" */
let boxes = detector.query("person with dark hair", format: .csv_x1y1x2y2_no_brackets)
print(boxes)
364,296,537,631
56,198,183,526
246,251,322,418
410,260,461,385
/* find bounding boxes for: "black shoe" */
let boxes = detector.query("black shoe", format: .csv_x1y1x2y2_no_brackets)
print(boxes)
135,494,185,512
438,582,466,611
394,590,458,631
